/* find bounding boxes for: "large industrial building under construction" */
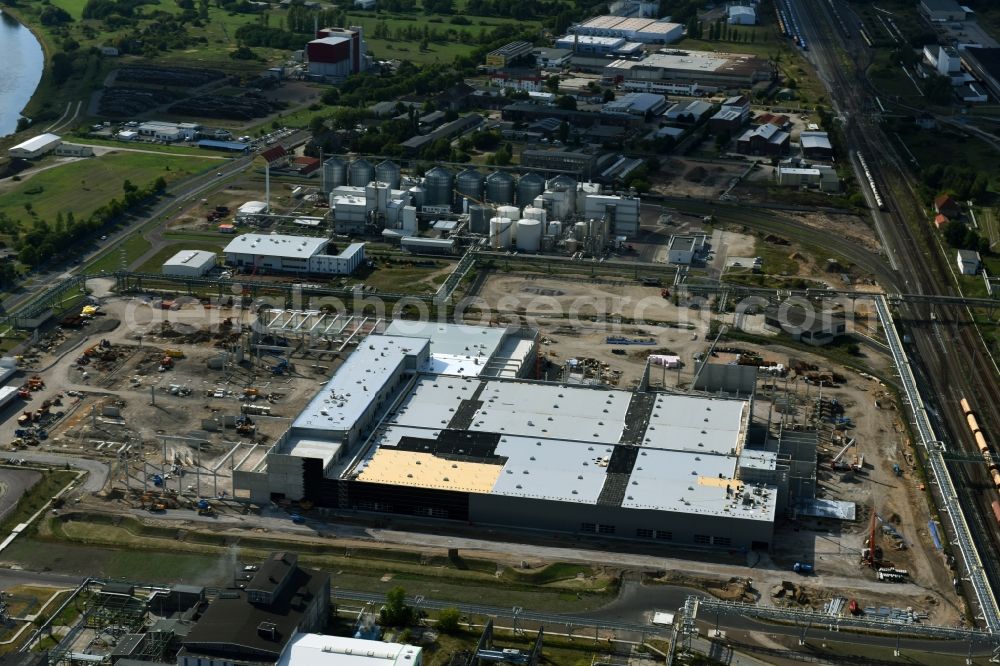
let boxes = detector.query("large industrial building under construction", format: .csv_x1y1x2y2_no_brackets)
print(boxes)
236,322,791,551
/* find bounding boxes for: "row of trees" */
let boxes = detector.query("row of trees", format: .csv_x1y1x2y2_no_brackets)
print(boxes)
4,177,167,268
922,163,990,202
686,18,759,43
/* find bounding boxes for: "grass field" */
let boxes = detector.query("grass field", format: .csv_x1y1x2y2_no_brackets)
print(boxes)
27,514,618,612
894,123,1000,176
344,260,455,295
66,137,231,158
87,234,153,274
0,152,216,228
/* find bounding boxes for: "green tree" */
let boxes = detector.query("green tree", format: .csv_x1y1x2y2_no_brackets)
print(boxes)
923,74,953,105
379,586,414,627
555,95,577,110
436,608,461,634
51,52,73,84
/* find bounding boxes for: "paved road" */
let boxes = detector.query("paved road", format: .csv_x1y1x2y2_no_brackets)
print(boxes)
0,468,41,523
0,568,83,590
11,453,108,492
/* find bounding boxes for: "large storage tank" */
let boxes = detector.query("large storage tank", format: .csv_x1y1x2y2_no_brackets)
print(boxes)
516,218,542,253
490,217,513,249
485,170,515,205
423,167,453,207
469,204,490,234
375,160,401,189
547,174,577,192
517,172,545,207
574,221,588,241
456,168,484,207
408,185,425,209
496,205,520,221
348,158,375,187
523,206,547,223
321,157,347,192
547,220,562,237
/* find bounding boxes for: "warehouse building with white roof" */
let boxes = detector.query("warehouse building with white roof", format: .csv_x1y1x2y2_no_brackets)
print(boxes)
223,233,364,275
235,321,791,551
8,133,62,159
162,250,217,277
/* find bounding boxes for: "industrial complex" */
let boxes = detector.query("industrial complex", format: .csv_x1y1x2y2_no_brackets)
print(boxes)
234,321,794,551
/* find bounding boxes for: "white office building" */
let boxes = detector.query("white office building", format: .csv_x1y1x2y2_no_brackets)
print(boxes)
223,234,365,275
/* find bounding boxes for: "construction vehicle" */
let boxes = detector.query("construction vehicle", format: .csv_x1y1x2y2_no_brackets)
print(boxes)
17,389,30,400
150,501,167,512
236,416,256,436
829,438,856,471
197,499,215,516
792,562,814,574
660,288,670,299
164,349,185,358
17,412,31,427
893,463,902,477
290,513,305,524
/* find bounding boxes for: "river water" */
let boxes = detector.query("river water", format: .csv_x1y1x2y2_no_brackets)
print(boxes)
0,10,45,138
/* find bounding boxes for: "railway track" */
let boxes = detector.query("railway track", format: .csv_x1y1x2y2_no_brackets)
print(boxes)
794,0,1000,626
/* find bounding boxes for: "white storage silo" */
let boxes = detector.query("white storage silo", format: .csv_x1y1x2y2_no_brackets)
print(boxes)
490,217,513,249
523,206,547,224
516,218,542,253
574,221,587,241
497,205,520,221
496,206,520,241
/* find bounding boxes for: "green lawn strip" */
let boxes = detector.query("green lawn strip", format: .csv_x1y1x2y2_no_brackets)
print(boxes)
85,234,152,274
0,471,78,536
33,515,616,612
0,152,217,227
64,137,229,157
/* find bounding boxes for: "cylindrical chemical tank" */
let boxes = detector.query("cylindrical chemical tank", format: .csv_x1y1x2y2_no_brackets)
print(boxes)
564,238,578,254
423,167,453,206
322,157,347,192
375,160,401,189
517,172,545,207
408,185,425,209
469,204,490,234
574,221,587,241
490,217,513,249
497,205,520,221
516,218,543,253
456,168,484,207
547,220,562,236
348,158,375,187
523,206,547,223
485,170,515,205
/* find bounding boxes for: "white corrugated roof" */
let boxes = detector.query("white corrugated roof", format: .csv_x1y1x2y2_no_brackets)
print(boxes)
10,133,60,152
163,250,217,268
224,233,328,259
277,633,421,666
